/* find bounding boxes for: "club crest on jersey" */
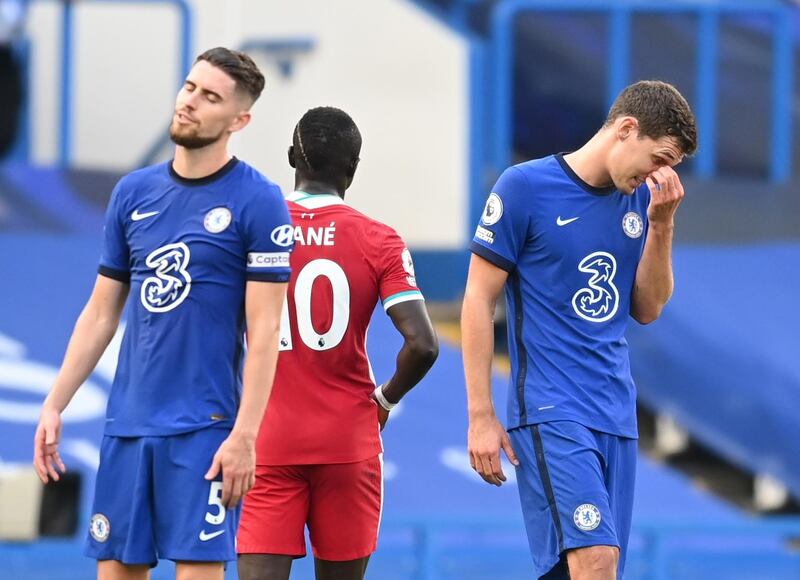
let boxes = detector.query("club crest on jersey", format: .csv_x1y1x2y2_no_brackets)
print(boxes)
481,193,503,226
90,513,110,542
204,207,232,234
401,248,417,286
572,251,619,323
270,224,294,247
573,504,601,531
141,242,192,313
622,211,644,239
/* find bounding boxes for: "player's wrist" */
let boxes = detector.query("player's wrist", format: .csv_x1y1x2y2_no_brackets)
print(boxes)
468,406,497,422
373,384,397,411
41,396,65,416
229,425,258,442
647,219,675,232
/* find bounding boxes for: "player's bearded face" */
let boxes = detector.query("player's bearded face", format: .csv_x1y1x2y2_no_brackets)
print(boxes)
169,118,227,149
170,61,244,150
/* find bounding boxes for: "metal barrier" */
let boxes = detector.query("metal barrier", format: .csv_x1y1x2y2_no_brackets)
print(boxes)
56,0,193,167
27,0,799,185
6,38,32,162
490,0,795,183
383,515,800,580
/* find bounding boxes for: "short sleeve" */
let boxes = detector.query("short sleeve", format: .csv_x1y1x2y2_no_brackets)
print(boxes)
98,180,131,282
377,228,424,312
470,166,531,272
242,184,293,282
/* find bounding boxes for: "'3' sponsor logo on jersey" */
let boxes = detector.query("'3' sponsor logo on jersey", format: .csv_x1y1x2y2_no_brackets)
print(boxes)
141,243,192,313
571,251,619,323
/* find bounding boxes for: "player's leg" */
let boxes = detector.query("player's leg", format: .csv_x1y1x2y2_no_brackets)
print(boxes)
599,431,637,578
307,456,383,580
174,561,224,580
561,425,641,580
97,561,151,580
565,432,637,580
565,546,619,580
314,556,370,580
509,422,620,580
237,554,293,580
237,464,311,580
152,429,238,568
85,436,159,571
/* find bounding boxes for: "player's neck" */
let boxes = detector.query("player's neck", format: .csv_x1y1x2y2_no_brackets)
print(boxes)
562,132,614,189
295,178,345,199
172,143,232,180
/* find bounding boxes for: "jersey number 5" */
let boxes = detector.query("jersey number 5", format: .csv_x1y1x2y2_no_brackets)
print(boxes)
279,259,350,351
205,481,225,525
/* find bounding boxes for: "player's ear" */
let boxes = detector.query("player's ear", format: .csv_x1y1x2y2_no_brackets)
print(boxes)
347,157,360,179
618,116,638,141
229,111,252,134
288,146,296,169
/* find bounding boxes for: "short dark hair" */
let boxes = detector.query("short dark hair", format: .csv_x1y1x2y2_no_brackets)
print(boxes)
195,47,265,104
293,107,362,180
606,80,697,156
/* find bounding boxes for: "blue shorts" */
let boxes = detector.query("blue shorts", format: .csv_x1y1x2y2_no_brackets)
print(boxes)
509,421,637,580
84,428,238,565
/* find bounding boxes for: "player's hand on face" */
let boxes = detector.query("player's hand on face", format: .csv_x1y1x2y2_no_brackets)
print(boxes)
645,166,684,227
468,414,519,487
33,405,66,484
205,430,256,508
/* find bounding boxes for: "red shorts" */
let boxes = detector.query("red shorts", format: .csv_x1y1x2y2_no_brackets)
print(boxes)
237,455,383,561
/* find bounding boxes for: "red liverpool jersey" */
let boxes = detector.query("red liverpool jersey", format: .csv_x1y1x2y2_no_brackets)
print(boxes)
256,191,424,465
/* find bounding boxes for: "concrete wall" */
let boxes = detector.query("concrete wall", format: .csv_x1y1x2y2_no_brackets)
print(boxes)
25,0,470,249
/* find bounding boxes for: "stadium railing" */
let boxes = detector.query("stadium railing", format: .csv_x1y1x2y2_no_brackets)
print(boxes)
489,0,794,183
382,515,800,580
54,0,194,167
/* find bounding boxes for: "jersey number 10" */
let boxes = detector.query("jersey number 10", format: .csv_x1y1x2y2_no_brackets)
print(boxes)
279,259,350,352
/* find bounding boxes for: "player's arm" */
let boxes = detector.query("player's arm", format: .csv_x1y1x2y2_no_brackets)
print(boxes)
631,166,684,324
462,254,519,486
33,274,129,484
375,300,439,429
205,280,287,509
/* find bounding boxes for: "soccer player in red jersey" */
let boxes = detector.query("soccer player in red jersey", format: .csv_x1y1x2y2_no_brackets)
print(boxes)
237,107,439,580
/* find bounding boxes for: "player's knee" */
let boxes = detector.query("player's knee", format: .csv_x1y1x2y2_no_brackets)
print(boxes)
567,545,619,578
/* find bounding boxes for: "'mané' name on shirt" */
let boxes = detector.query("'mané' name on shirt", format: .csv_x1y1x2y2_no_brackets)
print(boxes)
293,222,337,246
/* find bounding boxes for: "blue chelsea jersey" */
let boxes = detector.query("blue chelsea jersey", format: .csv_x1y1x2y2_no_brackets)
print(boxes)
471,154,650,438
98,158,293,436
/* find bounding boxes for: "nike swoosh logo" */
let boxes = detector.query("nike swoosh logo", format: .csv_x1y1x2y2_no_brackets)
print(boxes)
198,529,225,541
131,209,159,221
556,216,580,226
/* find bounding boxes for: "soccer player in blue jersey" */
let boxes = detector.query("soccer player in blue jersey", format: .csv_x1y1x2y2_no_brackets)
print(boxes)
462,80,697,580
32,47,291,580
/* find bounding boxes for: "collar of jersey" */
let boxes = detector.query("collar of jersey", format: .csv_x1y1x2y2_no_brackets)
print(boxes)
287,191,346,209
555,153,617,197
